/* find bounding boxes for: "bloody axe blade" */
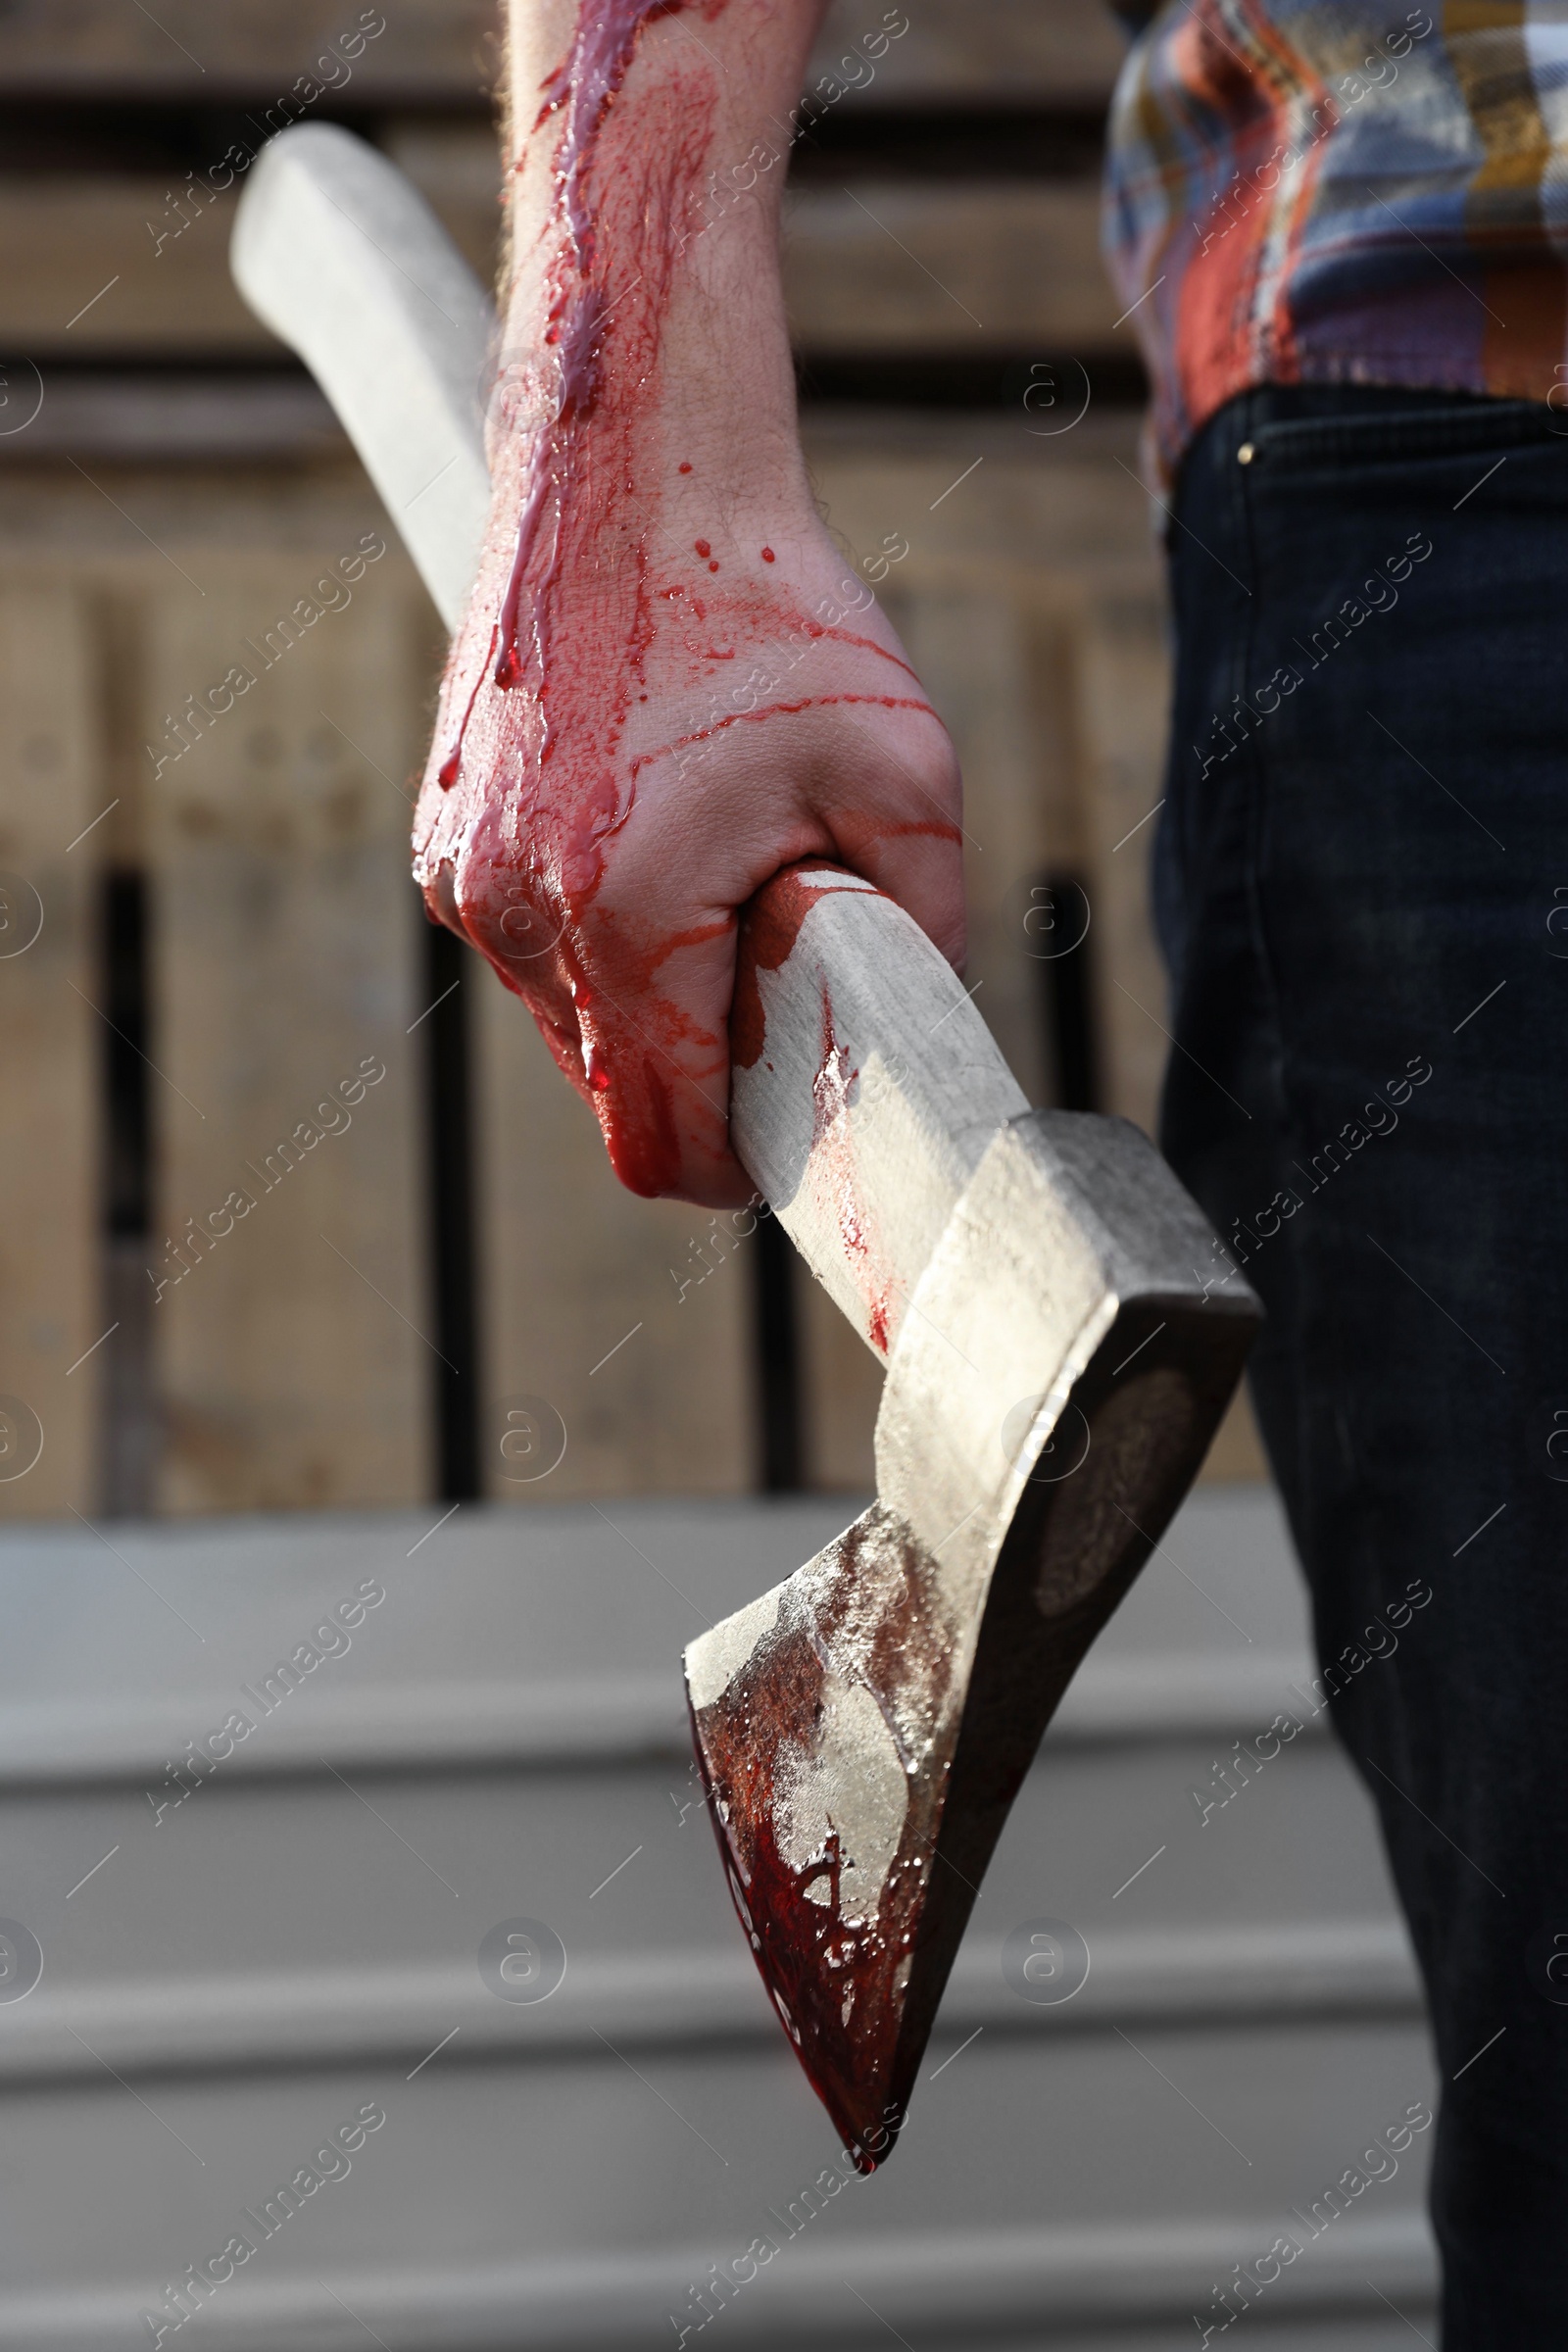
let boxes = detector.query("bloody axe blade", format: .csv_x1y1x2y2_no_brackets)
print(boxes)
232,131,1262,2174
687,866,1258,2168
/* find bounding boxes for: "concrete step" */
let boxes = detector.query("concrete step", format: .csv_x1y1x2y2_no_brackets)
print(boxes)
0,1489,1439,2349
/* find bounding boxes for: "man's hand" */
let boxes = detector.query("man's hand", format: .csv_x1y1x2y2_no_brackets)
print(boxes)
413,0,963,1207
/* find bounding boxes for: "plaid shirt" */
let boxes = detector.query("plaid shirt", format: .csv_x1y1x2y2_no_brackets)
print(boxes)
1102,2,1568,480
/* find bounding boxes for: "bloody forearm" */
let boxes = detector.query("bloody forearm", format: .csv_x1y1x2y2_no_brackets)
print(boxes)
422,0,831,917
414,0,960,1205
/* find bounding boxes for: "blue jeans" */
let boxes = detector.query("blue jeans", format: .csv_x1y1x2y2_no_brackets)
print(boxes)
1157,382,1568,2346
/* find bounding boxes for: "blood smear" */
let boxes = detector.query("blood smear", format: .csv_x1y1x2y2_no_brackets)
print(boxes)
412,0,947,1200
417,0,731,1194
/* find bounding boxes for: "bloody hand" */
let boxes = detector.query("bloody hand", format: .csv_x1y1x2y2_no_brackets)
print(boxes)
413,0,963,1207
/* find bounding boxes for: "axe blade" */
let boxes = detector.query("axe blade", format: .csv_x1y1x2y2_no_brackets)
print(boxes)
685,1104,1259,2170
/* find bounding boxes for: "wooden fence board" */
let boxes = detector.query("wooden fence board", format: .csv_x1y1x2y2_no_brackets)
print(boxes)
473,985,756,1503
888,575,1053,1103
0,182,272,359
140,551,432,1512
802,414,1158,583
1071,586,1171,1144
804,420,1161,1114
0,1,496,101
811,0,1128,109
0,584,102,1519
784,180,1115,352
0,0,1124,107
0,172,1116,362
380,123,505,289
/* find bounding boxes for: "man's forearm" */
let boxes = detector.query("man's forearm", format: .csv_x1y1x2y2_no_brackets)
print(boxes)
500,0,827,464
467,0,834,715
414,0,962,1205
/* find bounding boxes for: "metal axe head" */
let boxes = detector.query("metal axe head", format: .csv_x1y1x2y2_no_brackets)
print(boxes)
685,893,1261,2171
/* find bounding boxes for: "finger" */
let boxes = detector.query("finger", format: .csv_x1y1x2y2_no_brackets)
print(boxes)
530,998,595,1104
418,858,469,942
447,849,594,1097
595,1045,754,1205
812,721,967,969
825,808,967,973
586,932,754,1207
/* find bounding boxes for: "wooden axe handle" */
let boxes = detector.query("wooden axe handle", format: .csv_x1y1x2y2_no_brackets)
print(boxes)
730,864,1028,1361
231,122,494,631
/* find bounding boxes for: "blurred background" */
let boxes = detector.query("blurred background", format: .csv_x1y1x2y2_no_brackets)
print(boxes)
0,5,1436,2347
0,0,1267,1525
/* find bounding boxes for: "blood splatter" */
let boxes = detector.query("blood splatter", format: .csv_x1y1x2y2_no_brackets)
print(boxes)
730,863,869,1070
731,864,900,1350
808,989,898,1354
438,625,498,788
688,1504,965,2169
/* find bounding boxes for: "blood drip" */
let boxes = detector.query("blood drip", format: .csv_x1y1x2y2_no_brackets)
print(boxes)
490,0,689,699
438,625,498,787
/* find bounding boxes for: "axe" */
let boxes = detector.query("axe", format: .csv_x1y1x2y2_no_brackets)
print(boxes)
233,124,1261,2171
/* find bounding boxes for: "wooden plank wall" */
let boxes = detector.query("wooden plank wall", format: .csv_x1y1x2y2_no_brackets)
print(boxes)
0,1,1119,102
476,1001,757,1503
0,1,1266,1516
0,472,439,1517
142,546,433,1513
0,585,101,1516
